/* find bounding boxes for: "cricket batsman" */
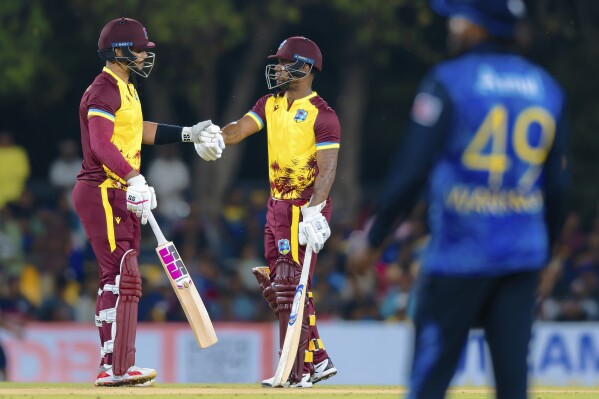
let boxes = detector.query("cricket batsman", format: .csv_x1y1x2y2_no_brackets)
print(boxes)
72,17,222,386
206,36,339,388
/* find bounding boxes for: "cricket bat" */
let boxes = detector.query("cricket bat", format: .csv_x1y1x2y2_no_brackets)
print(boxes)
271,247,313,387
147,212,218,348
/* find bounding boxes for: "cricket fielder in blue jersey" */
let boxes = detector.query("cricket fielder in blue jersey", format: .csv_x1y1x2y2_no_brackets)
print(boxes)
349,1,569,398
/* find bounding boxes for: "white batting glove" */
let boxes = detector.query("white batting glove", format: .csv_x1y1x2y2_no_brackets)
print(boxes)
298,201,330,253
194,125,225,161
181,120,213,143
126,174,157,225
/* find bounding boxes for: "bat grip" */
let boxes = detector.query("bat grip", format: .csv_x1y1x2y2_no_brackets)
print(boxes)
148,212,168,245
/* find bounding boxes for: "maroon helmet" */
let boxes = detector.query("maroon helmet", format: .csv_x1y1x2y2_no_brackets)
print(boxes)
97,17,156,78
267,36,322,71
265,36,322,90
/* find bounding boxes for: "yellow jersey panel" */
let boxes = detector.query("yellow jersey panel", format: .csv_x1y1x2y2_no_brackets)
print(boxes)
248,91,341,200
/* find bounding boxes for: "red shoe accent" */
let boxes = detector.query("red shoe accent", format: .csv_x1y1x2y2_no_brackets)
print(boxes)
97,371,110,378
128,371,142,376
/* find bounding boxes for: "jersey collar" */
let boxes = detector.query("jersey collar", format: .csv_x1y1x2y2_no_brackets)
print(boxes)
284,91,318,106
103,66,130,86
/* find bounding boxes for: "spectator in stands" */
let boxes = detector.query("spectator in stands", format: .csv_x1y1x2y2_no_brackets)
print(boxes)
219,187,248,259
0,309,24,381
146,145,190,222
0,131,30,210
73,275,100,323
37,275,75,321
0,275,36,321
48,139,82,192
0,274,29,381
222,270,259,321
0,205,28,278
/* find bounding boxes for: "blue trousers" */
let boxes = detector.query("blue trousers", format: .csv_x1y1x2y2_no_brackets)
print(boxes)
407,270,539,399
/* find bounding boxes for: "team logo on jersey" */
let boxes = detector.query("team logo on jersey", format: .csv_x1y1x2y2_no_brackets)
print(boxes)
278,239,291,255
294,109,308,123
274,104,280,111
115,217,121,224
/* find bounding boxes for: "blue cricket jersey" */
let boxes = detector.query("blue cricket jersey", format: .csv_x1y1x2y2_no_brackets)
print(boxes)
368,43,568,276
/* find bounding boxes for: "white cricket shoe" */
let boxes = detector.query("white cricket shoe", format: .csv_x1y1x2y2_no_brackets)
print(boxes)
288,373,313,388
95,364,157,387
261,376,274,387
261,373,313,388
311,358,337,384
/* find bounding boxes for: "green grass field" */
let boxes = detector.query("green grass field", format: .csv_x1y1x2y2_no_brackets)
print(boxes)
0,383,597,399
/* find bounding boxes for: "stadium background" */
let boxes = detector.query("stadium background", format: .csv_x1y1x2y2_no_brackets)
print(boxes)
1,0,599,386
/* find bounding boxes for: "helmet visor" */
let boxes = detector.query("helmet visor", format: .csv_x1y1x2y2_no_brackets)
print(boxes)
265,59,312,90
116,48,155,78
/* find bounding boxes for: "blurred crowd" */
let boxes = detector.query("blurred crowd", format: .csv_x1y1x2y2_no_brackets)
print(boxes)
1,131,598,327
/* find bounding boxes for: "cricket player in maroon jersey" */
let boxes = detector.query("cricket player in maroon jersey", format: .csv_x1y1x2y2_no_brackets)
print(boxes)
72,17,222,387
210,36,339,388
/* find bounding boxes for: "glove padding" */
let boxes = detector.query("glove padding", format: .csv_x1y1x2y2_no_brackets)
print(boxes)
126,174,157,225
194,124,225,161
182,120,213,143
298,201,330,253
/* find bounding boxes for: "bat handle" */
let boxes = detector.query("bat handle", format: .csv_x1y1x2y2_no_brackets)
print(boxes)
147,212,168,245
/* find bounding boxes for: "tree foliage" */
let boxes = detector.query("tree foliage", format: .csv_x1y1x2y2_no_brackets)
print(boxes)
0,0,598,217
0,1,51,96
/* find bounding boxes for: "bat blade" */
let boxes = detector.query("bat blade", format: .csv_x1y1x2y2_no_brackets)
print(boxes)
156,241,218,348
272,249,313,387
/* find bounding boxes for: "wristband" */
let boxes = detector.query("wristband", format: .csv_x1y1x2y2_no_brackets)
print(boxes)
155,123,183,145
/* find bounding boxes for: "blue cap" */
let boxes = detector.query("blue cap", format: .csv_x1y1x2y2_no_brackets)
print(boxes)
430,0,526,38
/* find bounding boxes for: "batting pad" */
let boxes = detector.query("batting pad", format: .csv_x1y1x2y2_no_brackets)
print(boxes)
112,249,142,376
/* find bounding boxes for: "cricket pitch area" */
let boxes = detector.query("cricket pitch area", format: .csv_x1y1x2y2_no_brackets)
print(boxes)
0,384,598,399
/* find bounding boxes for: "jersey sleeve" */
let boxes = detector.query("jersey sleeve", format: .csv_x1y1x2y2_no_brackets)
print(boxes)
245,94,270,131
367,72,452,248
87,80,120,122
86,80,134,179
314,109,341,151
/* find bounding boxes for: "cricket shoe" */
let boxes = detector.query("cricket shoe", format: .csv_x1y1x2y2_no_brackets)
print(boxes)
261,373,313,388
261,376,274,388
288,373,313,388
310,358,337,384
95,364,157,387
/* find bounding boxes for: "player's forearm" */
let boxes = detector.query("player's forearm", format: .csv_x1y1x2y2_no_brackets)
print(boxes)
142,121,158,144
143,121,190,145
221,122,245,145
310,149,338,206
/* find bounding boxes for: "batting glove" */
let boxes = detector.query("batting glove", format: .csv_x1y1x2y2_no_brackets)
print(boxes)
194,124,225,161
298,201,330,253
126,174,157,225
182,120,213,143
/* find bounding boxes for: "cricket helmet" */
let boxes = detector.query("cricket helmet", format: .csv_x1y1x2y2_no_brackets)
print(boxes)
97,17,156,78
430,0,526,38
265,36,323,90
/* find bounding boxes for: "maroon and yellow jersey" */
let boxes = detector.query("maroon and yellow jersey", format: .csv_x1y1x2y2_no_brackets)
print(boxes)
246,91,341,200
77,67,143,189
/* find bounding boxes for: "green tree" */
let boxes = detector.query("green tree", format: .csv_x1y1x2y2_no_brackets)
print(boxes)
328,0,439,220
0,1,51,96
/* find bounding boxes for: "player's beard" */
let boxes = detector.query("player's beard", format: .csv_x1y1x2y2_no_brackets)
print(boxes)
278,80,292,91
275,69,294,90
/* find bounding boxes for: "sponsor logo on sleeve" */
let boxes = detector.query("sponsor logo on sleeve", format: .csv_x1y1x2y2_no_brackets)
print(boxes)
411,92,443,127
